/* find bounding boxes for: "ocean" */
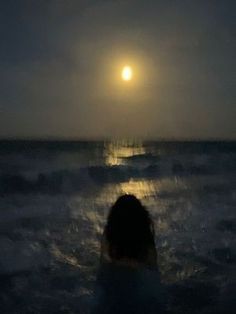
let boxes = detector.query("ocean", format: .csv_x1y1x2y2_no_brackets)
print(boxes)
0,140,235,313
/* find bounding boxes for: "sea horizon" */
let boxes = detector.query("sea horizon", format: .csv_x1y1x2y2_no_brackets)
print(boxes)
0,136,236,142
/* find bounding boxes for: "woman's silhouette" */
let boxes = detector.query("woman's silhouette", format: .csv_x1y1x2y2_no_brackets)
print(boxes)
92,195,166,314
100,194,157,268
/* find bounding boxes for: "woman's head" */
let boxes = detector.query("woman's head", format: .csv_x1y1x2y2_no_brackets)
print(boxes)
104,194,155,263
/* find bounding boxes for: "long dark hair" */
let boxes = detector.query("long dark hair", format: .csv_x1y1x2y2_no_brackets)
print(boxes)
104,194,156,263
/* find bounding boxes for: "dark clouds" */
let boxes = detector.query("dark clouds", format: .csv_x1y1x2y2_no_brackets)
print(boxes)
0,0,235,139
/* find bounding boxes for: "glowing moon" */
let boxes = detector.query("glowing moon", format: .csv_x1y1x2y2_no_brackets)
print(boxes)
122,66,132,81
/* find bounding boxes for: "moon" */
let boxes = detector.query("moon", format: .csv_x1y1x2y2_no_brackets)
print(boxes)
122,66,132,81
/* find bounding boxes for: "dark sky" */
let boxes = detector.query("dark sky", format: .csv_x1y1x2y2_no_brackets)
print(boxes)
0,0,235,139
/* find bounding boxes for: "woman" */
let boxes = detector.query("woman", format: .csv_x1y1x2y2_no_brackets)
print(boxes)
100,194,158,269
92,195,166,314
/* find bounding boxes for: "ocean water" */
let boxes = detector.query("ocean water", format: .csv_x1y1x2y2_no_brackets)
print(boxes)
0,140,235,313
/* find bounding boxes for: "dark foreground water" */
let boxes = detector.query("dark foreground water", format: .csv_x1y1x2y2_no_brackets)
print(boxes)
0,140,235,313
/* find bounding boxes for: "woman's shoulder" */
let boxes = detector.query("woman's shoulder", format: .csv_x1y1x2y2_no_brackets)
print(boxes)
93,262,167,314
97,260,162,292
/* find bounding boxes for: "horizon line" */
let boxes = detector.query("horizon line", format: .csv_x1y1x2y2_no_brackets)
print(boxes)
0,136,235,142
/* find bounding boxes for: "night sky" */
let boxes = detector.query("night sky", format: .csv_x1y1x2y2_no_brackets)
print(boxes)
0,0,235,139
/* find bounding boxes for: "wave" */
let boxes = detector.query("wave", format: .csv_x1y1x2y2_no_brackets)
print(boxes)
0,156,235,195
0,166,139,195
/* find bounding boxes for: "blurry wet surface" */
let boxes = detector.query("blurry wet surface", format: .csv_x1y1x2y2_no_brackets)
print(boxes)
0,140,236,313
